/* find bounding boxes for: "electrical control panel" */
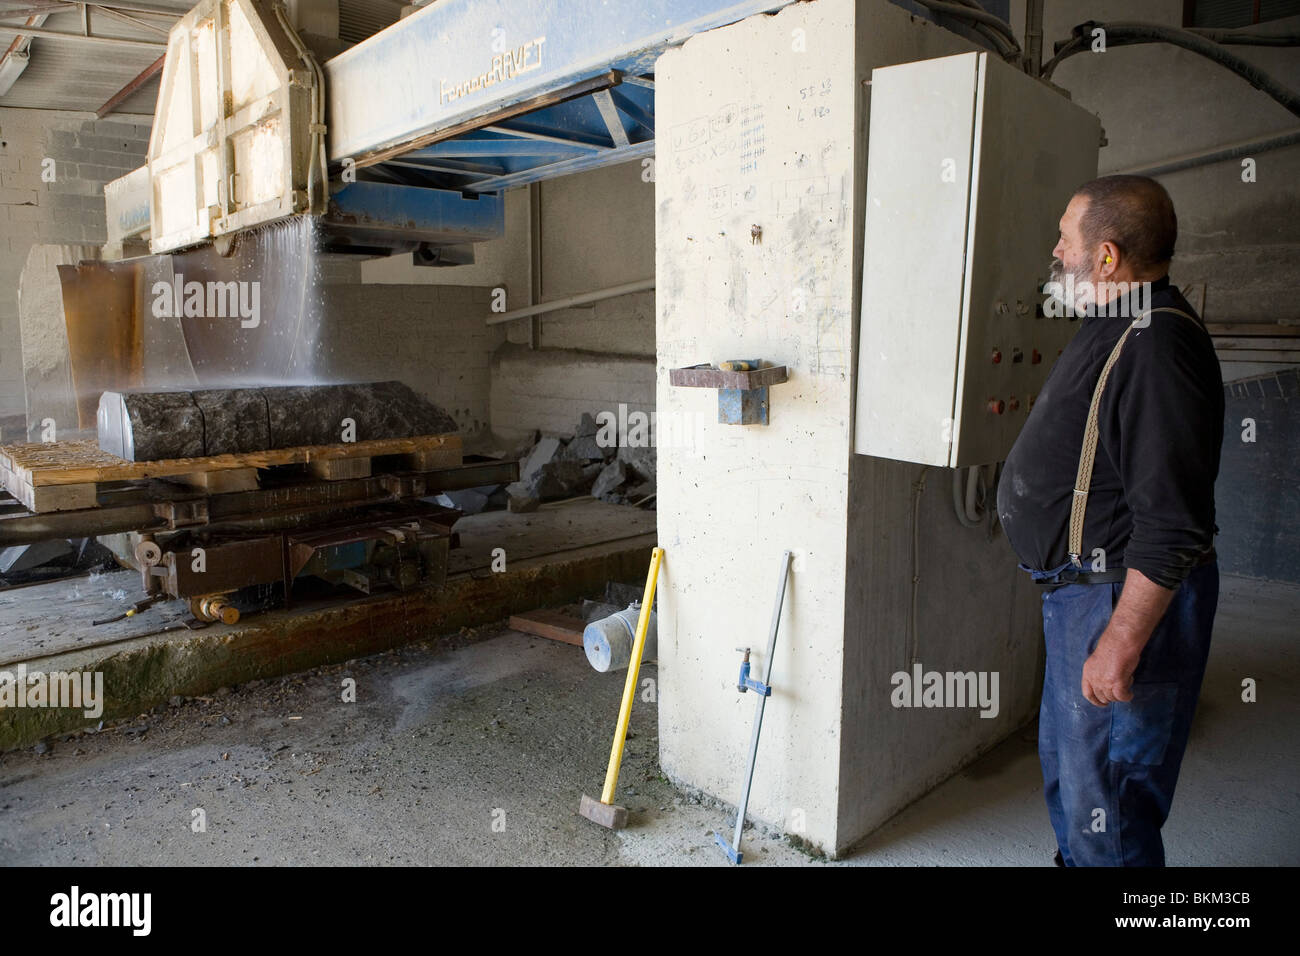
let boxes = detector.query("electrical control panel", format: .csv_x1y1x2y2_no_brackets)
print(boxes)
853,51,1101,467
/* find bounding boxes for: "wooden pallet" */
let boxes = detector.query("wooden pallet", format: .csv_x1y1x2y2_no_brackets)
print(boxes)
0,435,462,513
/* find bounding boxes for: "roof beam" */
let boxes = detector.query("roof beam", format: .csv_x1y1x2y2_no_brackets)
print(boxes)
0,22,166,49
96,5,172,35
0,3,74,18
77,0,186,16
96,50,163,117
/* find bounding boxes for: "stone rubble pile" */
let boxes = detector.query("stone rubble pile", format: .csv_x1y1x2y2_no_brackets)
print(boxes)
501,412,656,512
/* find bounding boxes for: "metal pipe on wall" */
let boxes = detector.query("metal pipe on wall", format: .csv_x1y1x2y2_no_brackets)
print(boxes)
1112,127,1300,178
485,278,655,326
1023,0,1043,77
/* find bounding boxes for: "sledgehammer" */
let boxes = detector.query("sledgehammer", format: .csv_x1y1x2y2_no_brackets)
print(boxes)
578,546,664,829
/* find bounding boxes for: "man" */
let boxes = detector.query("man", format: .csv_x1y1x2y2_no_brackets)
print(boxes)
997,175,1224,867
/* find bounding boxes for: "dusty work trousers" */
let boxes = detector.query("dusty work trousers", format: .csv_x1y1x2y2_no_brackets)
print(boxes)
1036,561,1218,866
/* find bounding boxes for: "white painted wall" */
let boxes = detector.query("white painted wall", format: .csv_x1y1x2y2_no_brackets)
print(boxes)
656,0,865,853
656,0,1061,855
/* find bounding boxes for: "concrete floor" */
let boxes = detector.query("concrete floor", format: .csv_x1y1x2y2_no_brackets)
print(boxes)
1,573,1295,865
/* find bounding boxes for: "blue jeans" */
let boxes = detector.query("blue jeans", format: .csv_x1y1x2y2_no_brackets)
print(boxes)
1034,561,1218,866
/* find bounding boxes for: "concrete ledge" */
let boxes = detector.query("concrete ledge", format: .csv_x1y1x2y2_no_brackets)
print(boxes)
0,533,655,751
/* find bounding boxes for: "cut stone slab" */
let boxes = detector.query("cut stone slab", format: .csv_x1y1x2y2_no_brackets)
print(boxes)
592,459,630,499
519,436,563,484
532,460,600,500
617,444,656,483
99,382,457,461
193,387,271,455
1,539,75,574
563,435,609,461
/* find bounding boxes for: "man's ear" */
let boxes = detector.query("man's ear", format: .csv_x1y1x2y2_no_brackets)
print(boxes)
1097,242,1120,278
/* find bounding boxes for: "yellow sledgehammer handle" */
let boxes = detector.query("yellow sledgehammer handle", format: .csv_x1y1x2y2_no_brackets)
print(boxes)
600,546,664,805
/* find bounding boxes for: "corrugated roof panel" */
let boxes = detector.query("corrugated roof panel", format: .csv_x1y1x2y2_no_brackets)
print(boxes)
338,0,402,44
0,6,177,112
1,0,407,113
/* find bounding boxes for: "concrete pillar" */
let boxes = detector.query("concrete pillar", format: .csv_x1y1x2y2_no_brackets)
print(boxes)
655,0,1045,855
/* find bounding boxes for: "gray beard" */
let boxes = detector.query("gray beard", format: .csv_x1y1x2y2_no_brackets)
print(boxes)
1048,258,1096,316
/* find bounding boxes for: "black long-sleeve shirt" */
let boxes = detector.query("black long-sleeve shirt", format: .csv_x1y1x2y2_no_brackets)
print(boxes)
997,276,1223,590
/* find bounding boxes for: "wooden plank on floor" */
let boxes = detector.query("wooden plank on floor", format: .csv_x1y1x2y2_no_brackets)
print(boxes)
508,608,587,646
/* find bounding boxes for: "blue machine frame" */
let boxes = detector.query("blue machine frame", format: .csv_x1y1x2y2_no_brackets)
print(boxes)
324,0,795,199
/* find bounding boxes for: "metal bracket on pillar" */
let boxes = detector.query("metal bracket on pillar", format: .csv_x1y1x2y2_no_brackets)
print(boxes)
668,359,789,425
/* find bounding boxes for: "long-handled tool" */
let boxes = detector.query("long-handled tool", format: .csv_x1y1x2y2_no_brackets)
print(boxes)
715,549,792,864
91,593,164,626
579,546,664,829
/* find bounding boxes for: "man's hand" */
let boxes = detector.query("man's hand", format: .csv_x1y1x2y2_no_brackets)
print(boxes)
1082,631,1141,705
1081,568,1177,707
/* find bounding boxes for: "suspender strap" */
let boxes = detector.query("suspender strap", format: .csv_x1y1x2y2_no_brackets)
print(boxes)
1067,307,1198,566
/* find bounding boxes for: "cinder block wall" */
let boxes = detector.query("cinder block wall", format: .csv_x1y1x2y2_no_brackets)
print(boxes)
490,342,654,440
0,108,151,425
316,281,504,440
492,163,657,442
